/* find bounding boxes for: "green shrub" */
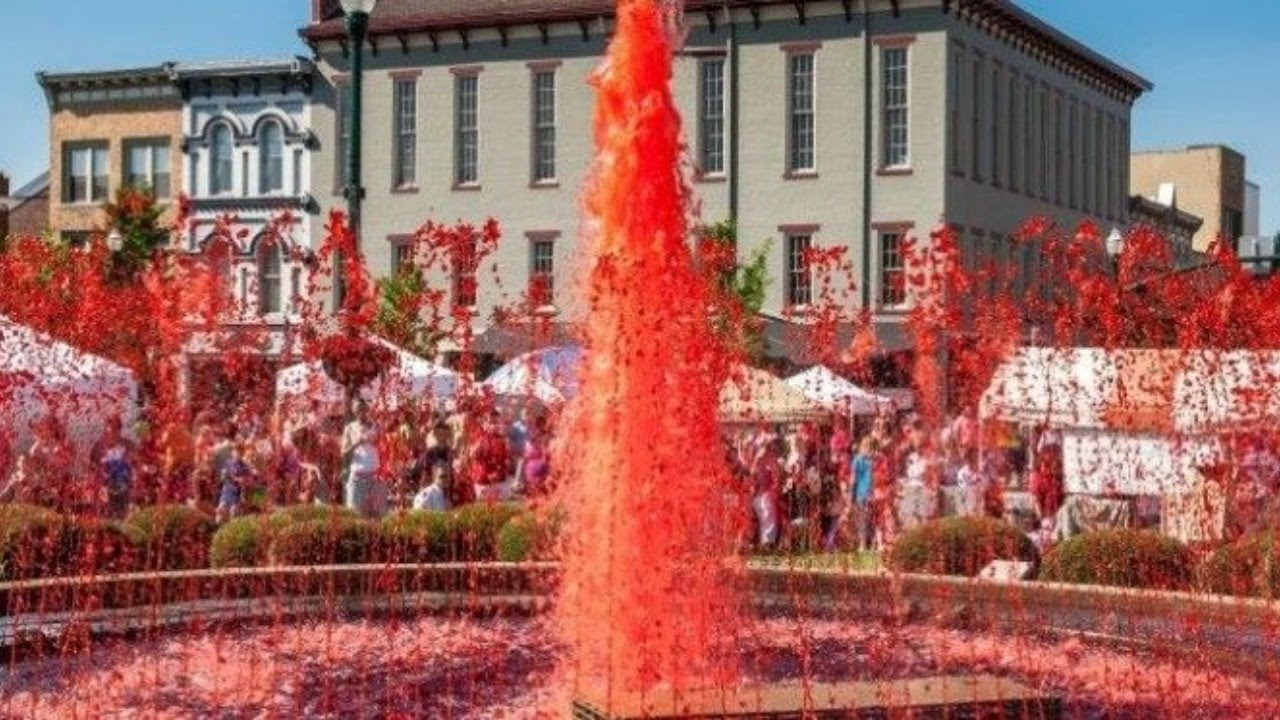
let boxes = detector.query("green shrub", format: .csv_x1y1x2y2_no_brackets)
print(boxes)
210,515,273,568
1040,529,1192,591
1195,531,1280,598
0,504,73,580
269,518,385,566
65,518,139,576
270,504,359,526
123,505,216,571
382,511,454,563
496,510,562,563
887,516,1038,577
452,503,523,561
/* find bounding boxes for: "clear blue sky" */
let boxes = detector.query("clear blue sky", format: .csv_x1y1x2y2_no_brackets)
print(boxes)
1,0,1276,233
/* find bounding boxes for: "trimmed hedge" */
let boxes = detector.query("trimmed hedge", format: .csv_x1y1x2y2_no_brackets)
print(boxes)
0,506,141,580
453,503,523,561
66,519,139,576
887,517,1038,577
0,504,73,581
1196,531,1280,599
496,510,562,563
123,505,217,571
210,516,274,569
269,518,385,566
383,511,454,563
1040,529,1193,591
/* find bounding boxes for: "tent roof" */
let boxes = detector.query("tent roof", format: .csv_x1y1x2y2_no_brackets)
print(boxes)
786,366,894,415
981,347,1280,434
0,314,133,383
720,365,826,424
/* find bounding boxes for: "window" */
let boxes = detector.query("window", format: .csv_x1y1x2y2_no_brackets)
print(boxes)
260,122,285,194
991,65,1001,185
288,266,302,315
1023,77,1034,194
63,231,93,248
530,237,555,307
210,124,234,195
880,231,906,307
699,59,725,175
452,233,478,309
293,149,303,195
1094,110,1104,216
335,80,350,189
881,47,910,168
787,53,815,173
949,46,964,173
1054,93,1065,205
1120,119,1130,220
1039,86,1049,198
455,73,479,185
971,56,983,181
1068,98,1078,209
64,142,109,203
1007,73,1019,193
392,242,413,276
258,241,282,315
785,233,812,307
1106,115,1117,219
531,70,556,182
125,139,171,199
393,79,417,188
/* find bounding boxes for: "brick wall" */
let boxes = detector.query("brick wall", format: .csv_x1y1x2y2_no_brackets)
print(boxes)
49,99,183,239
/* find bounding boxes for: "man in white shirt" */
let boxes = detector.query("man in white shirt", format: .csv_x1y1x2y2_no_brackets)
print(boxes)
341,400,382,517
412,463,450,512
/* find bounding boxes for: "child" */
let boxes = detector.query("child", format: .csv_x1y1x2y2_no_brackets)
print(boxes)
412,463,450,512
216,444,255,523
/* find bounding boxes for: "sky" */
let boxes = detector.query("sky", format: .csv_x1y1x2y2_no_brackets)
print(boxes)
1,0,1276,233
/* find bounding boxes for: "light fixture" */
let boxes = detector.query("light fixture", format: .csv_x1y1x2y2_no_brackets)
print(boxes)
339,0,378,14
106,229,124,253
1105,228,1125,259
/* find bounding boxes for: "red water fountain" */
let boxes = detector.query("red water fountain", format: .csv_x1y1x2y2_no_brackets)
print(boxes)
556,0,743,705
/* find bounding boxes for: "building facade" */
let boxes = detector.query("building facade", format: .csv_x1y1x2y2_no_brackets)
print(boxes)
4,172,51,238
37,65,184,246
175,58,318,325
1244,179,1260,239
1130,145,1246,254
1128,184,1202,268
301,0,1148,351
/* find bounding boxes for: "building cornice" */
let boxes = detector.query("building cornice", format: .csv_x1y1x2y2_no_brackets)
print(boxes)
298,0,1149,103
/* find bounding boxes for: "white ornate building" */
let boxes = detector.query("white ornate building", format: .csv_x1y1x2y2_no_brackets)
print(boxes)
176,58,317,326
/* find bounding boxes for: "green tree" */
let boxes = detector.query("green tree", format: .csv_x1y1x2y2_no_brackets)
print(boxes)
103,186,171,279
373,265,445,358
701,218,771,360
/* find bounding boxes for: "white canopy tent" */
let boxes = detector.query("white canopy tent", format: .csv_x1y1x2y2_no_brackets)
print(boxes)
0,314,139,464
980,347,1280,497
786,366,896,415
276,339,459,414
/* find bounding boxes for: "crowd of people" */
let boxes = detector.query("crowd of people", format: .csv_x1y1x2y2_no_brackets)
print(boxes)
727,408,1066,554
0,397,556,522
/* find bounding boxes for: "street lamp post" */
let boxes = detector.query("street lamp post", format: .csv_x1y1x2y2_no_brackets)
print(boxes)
337,0,377,309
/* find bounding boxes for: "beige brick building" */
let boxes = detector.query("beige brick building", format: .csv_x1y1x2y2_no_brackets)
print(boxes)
38,65,184,245
300,0,1150,356
1130,145,1246,253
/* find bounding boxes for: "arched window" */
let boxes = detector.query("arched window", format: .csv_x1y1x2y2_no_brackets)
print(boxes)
259,121,284,194
210,124,233,195
258,240,283,315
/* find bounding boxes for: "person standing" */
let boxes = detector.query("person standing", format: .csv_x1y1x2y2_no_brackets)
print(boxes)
90,417,136,519
750,433,783,550
412,463,451,512
470,411,511,502
849,437,877,552
341,400,382,518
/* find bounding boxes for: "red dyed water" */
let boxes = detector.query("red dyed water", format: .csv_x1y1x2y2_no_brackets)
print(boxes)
555,0,743,700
